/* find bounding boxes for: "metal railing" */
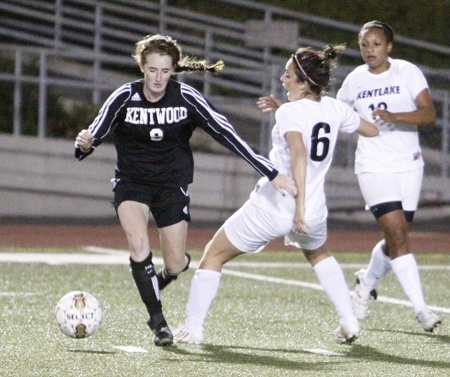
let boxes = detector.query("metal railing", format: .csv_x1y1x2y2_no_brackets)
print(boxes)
0,0,449,181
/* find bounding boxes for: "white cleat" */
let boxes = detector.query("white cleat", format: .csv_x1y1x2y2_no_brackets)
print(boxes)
172,325,204,344
351,269,377,320
334,316,360,344
417,307,441,333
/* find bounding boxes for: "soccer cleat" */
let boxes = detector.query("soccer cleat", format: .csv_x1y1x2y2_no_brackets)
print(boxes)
351,269,378,320
172,325,204,344
417,307,441,332
157,252,191,291
147,315,173,347
152,323,174,347
334,316,360,344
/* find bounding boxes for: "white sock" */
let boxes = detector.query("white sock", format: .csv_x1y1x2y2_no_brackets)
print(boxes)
313,257,355,321
363,240,392,289
391,253,427,314
184,269,222,330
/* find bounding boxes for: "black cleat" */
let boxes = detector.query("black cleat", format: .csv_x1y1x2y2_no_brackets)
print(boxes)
152,323,173,347
147,314,173,347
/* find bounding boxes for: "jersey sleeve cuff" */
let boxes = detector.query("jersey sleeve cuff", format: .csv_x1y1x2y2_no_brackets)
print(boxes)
75,146,95,160
267,169,279,181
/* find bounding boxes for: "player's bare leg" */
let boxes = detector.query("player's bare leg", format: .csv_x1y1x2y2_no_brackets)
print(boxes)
157,221,191,290
118,201,173,346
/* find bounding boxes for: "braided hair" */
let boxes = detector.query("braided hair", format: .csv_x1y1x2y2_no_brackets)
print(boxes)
132,34,224,74
292,44,346,96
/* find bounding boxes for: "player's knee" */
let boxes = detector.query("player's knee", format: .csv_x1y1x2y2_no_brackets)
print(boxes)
129,248,152,264
386,221,408,240
165,252,191,276
384,228,409,256
302,245,329,266
125,233,149,259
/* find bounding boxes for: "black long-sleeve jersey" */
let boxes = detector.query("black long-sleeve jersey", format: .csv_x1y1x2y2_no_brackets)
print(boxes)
75,79,278,187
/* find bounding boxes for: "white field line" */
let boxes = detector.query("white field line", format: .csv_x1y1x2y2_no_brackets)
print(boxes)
0,292,35,296
0,252,129,265
220,268,450,315
0,246,449,314
112,346,148,353
0,247,448,271
303,349,347,356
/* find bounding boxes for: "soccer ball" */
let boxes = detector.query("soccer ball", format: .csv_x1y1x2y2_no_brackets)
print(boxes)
55,291,103,339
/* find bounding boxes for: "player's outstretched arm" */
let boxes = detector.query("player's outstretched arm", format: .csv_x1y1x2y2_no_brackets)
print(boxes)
355,118,379,138
256,95,283,113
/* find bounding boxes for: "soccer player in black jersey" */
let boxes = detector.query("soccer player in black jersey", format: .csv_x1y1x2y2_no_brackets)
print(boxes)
75,34,297,346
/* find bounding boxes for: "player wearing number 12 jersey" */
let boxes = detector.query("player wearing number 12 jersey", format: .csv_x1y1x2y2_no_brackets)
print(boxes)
337,54,428,175
172,44,378,345
337,20,440,332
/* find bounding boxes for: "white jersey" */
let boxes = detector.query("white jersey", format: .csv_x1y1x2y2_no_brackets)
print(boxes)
250,97,360,220
337,58,428,174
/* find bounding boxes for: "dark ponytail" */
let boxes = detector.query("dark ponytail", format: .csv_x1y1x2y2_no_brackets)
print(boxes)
292,44,345,95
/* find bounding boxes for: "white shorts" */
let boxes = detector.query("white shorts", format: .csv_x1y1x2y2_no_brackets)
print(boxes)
224,200,327,253
357,167,423,211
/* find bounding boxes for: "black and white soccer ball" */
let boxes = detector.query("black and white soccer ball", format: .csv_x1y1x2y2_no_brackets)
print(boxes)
55,291,103,339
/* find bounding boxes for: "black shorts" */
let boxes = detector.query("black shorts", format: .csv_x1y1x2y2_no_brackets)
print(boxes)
112,180,191,228
369,201,415,222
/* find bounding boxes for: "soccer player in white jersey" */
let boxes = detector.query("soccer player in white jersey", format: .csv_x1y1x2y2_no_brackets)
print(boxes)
75,34,297,347
172,44,379,345
337,20,440,332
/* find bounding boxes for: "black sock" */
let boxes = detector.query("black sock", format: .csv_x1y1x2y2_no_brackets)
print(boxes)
157,252,191,290
129,253,165,329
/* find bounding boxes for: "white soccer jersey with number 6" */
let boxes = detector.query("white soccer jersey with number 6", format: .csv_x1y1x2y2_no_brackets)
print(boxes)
250,96,360,220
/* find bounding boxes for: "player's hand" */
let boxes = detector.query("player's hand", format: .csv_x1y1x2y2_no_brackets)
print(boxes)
271,173,298,198
371,109,395,125
293,206,308,234
257,95,283,113
76,129,94,152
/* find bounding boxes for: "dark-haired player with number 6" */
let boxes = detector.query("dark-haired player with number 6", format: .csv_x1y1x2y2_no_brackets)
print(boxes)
173,44,378,345
74,34,297,347
337,20,440,332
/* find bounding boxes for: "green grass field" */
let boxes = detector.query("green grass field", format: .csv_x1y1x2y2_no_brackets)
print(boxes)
0,247,448,377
